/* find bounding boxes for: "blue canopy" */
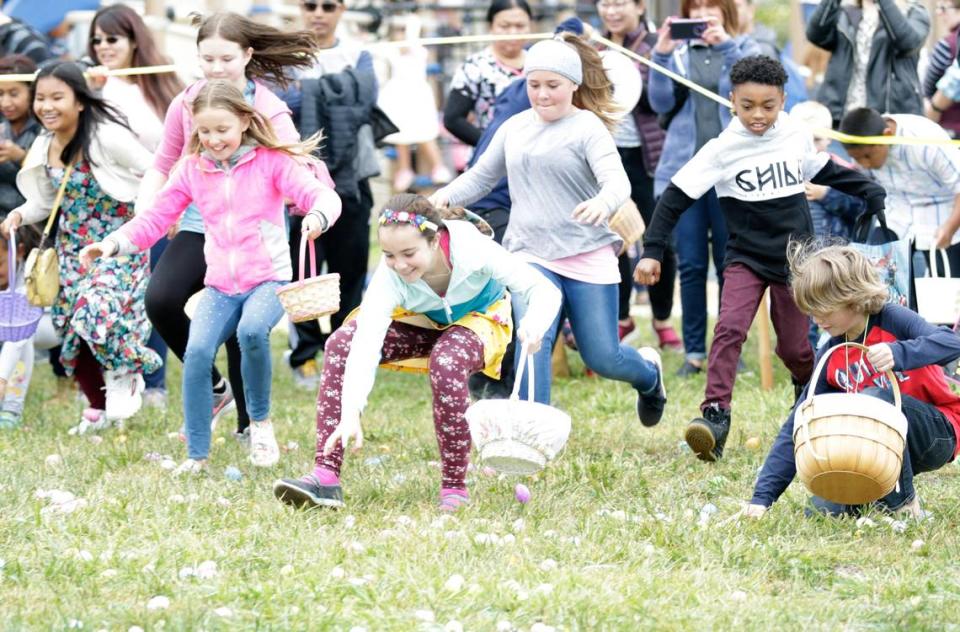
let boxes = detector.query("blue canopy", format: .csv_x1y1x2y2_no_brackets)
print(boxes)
3,0,101,35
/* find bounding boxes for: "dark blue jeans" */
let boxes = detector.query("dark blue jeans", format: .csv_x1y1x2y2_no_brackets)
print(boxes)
144,237,169,390
513,265,659,404
808,386,957,516
674,189,728,361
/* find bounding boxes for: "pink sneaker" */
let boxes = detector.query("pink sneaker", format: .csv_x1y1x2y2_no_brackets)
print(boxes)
653,324,683,352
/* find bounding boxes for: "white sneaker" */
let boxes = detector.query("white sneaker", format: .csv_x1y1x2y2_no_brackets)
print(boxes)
249,420,280,467
103,371,144,421
172,458,206,476
68,408,109,435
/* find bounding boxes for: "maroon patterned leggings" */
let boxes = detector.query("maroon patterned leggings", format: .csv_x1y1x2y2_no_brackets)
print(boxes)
315,320,485,489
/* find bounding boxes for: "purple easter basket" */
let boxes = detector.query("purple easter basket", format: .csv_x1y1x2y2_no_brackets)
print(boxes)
0,232,42,342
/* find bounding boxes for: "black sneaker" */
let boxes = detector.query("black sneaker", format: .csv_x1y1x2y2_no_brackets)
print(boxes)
675,360,703,378
636,347,667,427
273,475,345,509
685,403,731,462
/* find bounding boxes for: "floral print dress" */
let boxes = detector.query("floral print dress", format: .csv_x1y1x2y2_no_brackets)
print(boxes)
47,160,159,375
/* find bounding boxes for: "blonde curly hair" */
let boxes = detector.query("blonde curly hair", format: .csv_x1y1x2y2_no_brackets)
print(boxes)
788,241,889,316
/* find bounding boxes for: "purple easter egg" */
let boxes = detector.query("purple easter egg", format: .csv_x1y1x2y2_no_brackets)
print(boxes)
515,483,531,504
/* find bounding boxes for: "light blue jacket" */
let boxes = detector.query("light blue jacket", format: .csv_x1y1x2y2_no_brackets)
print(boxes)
648,35,760,196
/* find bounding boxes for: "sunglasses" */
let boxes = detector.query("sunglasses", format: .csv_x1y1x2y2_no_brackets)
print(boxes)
302,1,340,12
90,35,122,46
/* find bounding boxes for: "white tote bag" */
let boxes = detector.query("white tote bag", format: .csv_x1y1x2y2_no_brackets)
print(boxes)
915,249,960,325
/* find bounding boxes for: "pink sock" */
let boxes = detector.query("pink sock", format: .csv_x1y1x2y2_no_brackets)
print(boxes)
311,466,340,486
439,488,469,512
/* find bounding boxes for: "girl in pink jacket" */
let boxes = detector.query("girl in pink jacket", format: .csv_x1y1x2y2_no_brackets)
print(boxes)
138,11,318,447
81,81,340,474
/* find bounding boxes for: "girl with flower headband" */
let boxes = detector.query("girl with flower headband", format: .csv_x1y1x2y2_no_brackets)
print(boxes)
274,193,561,512
431,33,668,425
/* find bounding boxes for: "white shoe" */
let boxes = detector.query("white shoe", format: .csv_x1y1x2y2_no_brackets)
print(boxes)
103,371,144,421
68,408,109,435
249,420,280,467
172,458,206,476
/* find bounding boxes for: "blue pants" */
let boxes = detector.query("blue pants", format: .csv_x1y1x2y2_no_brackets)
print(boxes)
808,387,957,516
183,282,284,459
144,237,169,390
513,265,659,404
674,189,728,361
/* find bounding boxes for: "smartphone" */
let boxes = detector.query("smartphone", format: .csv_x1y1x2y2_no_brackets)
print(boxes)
669,18,709,40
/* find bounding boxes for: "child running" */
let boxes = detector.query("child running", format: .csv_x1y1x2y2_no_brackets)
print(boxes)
635,55,887,462
432,33,667,425
747,244,960,519
274,193,561,512
137,11,317,443
0,61,160,432
80,81,340,473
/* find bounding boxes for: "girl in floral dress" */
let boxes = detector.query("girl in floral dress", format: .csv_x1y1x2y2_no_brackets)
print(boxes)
1,61,159,432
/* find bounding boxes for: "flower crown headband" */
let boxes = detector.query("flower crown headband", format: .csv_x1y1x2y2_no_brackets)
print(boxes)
378,209,439,233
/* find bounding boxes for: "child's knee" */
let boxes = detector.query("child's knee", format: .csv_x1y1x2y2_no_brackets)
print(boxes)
236,323,270,351
324,324,356,357
184,341,217,367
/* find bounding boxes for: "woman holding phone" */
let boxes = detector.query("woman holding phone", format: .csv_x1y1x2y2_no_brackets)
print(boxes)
646,0,758,378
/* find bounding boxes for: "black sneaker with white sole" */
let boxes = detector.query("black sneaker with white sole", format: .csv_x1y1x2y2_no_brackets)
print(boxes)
636,347,667,427
274,475,345,509
685,403,731,462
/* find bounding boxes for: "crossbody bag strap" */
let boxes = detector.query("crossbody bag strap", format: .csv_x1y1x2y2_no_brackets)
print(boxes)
39,160,74,245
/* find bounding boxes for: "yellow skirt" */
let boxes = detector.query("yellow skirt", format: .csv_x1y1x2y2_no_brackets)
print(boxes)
346,295,513,379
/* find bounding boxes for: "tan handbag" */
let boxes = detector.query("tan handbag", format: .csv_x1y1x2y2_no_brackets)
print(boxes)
609,199,645,255
23,162,72,307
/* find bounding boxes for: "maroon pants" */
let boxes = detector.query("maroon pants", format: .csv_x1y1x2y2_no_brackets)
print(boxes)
703,263,813,410
74,342,106,410
315,320,485,489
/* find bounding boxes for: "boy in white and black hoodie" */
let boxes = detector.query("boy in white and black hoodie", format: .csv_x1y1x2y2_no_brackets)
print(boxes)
635,56,887,462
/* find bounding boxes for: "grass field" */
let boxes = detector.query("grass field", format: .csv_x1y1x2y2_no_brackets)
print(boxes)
2,320,960,631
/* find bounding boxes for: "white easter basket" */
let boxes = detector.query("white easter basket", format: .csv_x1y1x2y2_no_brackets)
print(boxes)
915,249,960,325
465,345,572,474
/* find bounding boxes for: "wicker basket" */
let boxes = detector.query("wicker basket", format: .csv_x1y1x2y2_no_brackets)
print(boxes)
0,233,42,343
276,238,341,323
465,345,572,474
609,199,645,255
793,342,908,505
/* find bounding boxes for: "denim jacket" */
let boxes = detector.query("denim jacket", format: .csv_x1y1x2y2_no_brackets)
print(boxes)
647,35,760,196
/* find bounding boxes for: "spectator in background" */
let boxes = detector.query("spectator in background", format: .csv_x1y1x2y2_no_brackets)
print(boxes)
443,0,531,147
596,0,681,349
807,0,929,128
924,0,960,136
734,0,778,59
648,0,759,377
0,55,38,218
285,0,380,390
0,13,53,64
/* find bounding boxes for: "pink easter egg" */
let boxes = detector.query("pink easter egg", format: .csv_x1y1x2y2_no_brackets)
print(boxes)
515,483,531,504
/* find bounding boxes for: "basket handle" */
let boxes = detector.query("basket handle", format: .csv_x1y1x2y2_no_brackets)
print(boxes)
798,341,903,462
509,343,536,403
297,235,317,283
5,231,14,294
925,248,952,280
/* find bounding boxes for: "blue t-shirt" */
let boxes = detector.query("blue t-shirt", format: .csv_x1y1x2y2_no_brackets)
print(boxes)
179,80,257,234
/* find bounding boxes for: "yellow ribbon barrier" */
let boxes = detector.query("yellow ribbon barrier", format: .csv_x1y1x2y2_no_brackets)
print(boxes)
0,63,179,83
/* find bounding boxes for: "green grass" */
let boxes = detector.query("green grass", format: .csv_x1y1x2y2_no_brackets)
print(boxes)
2,323,960,630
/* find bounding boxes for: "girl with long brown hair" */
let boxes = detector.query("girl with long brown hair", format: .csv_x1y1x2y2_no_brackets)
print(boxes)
432,33,668,426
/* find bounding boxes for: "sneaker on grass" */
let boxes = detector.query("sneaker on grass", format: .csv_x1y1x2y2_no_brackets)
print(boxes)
274,474,345,509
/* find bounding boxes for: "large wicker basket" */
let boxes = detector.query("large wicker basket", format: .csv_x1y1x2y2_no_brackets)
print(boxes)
793,342,908,505
0,233,42,343
609,199,645,255
276,238,340,323
465,345,572,474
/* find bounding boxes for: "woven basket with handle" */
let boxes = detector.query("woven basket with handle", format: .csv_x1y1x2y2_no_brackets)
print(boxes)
793,342,908,505
609,199,645,255
0,232,42,343
276,237,340,323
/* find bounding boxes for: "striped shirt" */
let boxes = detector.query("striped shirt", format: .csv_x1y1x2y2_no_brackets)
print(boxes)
863,114,960,250
0,18,53,64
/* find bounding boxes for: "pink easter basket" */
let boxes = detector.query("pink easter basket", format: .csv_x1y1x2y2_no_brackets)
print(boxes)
0,232,42,342
276,237,340,323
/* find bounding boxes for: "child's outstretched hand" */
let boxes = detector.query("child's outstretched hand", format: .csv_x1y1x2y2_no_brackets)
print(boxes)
634,258,661,285
78,240,117,271
428,190,450,209
571,198,608,226
324,410,363,455
744,503,767,519
302,212,327,241
866,343,894,372
517,326,543,353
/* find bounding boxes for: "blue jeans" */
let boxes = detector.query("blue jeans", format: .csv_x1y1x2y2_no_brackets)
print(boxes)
144,237,169,390
674,189,728,361
183,282,284,459
513,265,659,404
807,387,957,516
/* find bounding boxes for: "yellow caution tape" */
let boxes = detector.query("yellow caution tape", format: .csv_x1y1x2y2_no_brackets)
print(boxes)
0,63,179,83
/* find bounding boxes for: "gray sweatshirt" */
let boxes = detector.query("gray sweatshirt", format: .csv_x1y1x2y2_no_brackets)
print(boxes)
442,108,630,261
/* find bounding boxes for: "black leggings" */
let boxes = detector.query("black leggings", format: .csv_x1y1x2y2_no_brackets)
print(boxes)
145,231,249,427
